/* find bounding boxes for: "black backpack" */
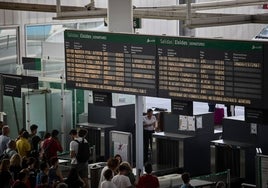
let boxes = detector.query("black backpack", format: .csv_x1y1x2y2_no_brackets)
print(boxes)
75,138,90,163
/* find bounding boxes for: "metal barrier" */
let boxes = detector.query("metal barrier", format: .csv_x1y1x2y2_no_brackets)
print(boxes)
194,169,231,188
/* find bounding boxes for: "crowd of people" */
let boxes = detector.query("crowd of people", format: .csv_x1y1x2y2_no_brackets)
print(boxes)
98,156,159,188
0,123,225,188
0,124,84,188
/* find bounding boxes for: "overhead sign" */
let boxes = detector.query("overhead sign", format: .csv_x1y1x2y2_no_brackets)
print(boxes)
171,100,193,116
2,74,39,98
3,75,22,98
22,57,41,71
93,91,112,107
157,36,265,108
64,30,268,109
65,30,157,96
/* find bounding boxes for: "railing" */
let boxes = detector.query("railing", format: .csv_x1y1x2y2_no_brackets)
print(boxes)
0,35,17,49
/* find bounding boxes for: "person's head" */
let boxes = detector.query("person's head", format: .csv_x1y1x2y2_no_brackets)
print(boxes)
51,129,59,138
0,159,10,172
181,172,191,184
216,181,226,188
8,139,16,150
40,161,49,174
144,163,153,174
21,131,29,139
147,109,153,118
114,154,122,164
43,132,51,140
104,168,113,181
107,157,120,171
69,129,77,140
10,153,21,167
30,124,38,134
27,157,36,169
2,125,10,136
50,156,59,167
120,161,132,172
118,163,129,175
78,128,88,138
18,128,26,137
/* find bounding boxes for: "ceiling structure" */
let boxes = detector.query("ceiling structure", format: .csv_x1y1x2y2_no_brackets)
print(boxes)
0,0,268,28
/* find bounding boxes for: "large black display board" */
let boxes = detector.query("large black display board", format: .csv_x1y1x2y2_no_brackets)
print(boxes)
157,36,266,108
65,30,268,109
65,30,157,96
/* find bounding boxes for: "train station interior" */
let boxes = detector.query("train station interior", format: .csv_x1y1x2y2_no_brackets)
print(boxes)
1,0,268,187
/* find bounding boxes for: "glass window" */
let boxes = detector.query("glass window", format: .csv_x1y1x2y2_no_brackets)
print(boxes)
0,27,18,74
25,20,104,78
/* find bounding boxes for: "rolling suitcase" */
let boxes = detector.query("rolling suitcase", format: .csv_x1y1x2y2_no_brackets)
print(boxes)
214,107,224,125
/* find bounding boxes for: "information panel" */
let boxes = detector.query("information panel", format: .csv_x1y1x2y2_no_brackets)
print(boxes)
65,30,268,109
65,30,157,96
157,36,265,108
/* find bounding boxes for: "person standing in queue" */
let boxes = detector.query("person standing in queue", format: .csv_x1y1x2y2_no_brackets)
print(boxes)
143,109,157,163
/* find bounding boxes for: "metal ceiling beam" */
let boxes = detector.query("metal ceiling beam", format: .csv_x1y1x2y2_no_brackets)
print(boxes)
189,14,252,28
54,9,107,20
1,1,268,28
0,2,85,12
136,0,268,12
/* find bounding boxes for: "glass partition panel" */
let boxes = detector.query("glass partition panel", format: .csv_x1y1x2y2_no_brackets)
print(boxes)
3,95,23,139
0,27,18,74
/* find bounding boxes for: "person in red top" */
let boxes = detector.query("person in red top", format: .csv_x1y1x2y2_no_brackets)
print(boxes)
42,130,63,163
136,163,159,188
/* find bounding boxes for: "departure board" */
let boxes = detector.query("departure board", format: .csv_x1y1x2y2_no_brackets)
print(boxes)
65,30,268,109
64,30,157,96
157,36,267,108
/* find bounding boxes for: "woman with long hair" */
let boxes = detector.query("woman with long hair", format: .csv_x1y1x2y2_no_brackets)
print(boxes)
0,159,13,188
9,153,22,180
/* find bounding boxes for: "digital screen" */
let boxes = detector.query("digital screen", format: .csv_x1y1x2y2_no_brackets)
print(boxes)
65,30,157,96
157,36,266,108
65,30,268,109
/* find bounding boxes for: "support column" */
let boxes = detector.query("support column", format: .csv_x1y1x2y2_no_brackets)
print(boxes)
108,0,143,174
108,0,133,33
135,95,144,173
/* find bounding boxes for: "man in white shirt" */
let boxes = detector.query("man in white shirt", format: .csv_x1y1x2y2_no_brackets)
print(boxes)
69,128,89,188
100,168,117,188
0,125,10,155
112,164,132,188
143,109,157,163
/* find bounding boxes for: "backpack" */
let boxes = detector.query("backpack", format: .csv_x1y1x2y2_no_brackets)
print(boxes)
75,138,90,163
